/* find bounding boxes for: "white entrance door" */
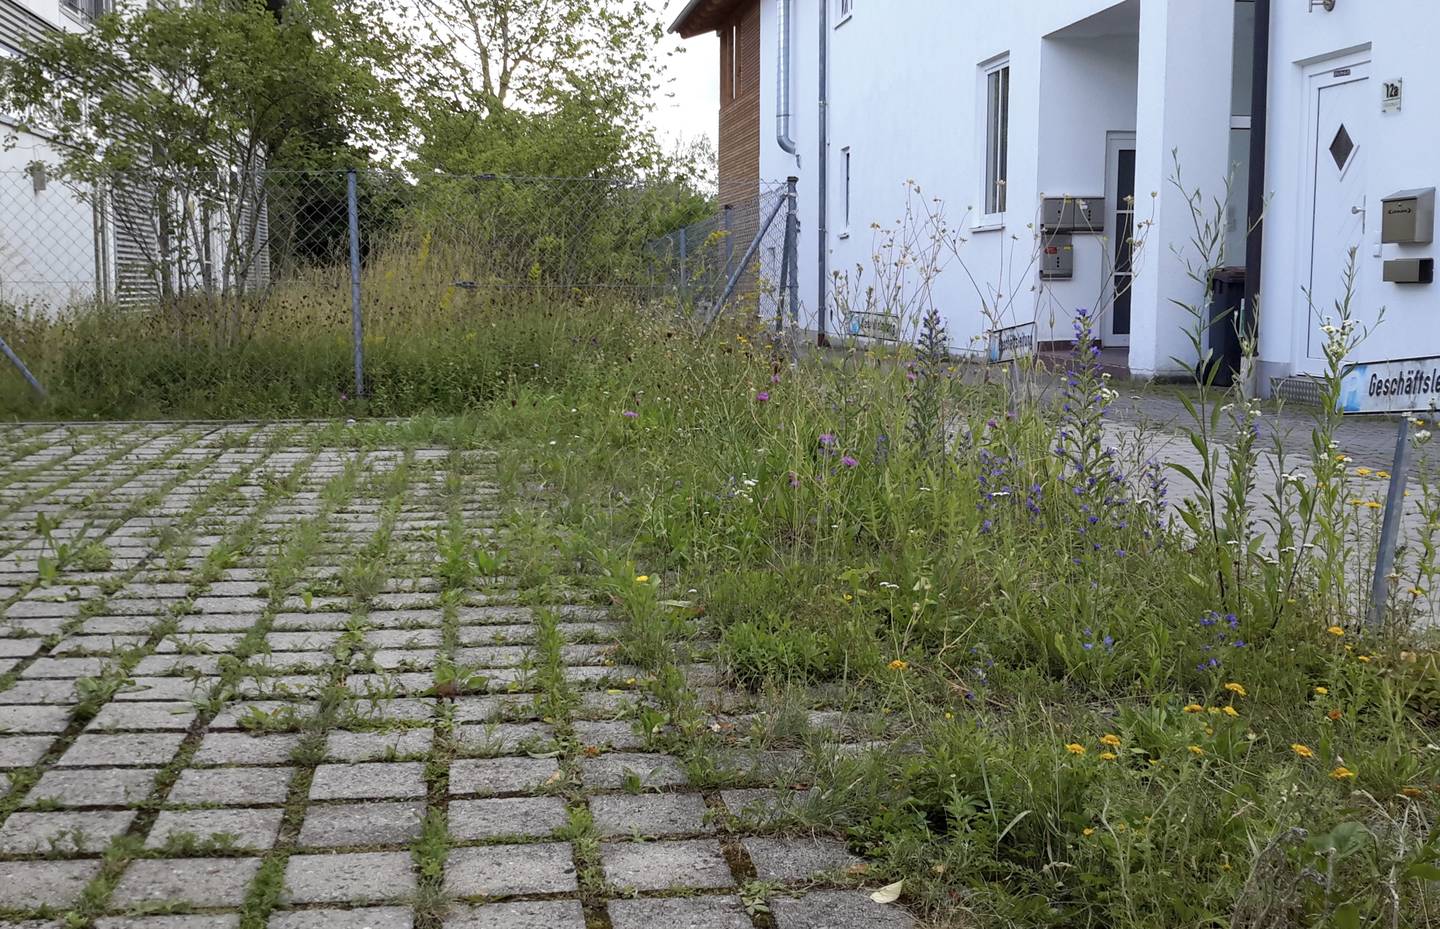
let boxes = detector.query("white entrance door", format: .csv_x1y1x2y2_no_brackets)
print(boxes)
1104,133,1136,347
1305,62,1371,364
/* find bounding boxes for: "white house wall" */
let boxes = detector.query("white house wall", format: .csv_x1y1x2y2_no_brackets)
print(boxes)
756,0,1239,375
1261,0,1440,381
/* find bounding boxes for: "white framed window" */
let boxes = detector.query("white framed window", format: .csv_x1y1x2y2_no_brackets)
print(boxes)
840,146,852,236
980,56,1010,221
0,42,20,127
836,0,854,25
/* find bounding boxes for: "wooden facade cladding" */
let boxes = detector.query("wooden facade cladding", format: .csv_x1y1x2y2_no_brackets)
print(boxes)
716,0,761,205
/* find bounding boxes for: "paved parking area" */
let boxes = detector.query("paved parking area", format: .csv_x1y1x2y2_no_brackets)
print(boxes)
0,423,910,929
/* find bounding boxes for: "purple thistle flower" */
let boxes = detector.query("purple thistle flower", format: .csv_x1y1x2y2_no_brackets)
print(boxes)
621,410,638,419
841,455,858,469
756,391,770,403
819,433,836,447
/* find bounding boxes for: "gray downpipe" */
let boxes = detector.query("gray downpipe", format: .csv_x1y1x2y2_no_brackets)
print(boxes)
816,0,828,344
776,0,797,156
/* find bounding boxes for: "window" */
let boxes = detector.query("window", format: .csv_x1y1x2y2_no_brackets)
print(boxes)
841,147,852,235
61,0,111,21
0,43,20,127
982,59,1010,218
728,24,738,102
837,0,854,23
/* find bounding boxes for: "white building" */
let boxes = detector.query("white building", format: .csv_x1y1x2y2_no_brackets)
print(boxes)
672,0,1440,394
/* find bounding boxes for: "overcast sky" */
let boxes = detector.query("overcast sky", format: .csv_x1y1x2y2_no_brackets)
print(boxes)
650,0,720,154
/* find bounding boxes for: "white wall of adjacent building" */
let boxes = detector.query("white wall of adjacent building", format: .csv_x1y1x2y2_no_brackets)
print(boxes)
741,0,1440,388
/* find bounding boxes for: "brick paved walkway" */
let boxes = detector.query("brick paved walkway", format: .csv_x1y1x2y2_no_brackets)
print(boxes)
0,423,912,929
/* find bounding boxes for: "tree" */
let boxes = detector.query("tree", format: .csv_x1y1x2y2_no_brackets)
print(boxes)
0,0,411,309
413,0,665,178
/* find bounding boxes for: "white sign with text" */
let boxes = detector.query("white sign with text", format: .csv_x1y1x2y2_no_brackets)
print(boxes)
1339,356,1440,415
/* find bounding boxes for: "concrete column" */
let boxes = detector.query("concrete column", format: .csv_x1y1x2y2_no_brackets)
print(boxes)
1127,0,1236,377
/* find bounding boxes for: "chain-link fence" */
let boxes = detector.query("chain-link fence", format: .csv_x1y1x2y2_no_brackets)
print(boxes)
0,168,799,411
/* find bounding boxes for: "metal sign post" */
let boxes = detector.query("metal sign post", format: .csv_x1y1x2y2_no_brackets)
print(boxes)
1338,355,1439,626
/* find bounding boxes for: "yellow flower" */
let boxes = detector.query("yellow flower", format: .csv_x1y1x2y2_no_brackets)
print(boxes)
1402,786,1425,799
1100,733,1122,747
943,712,953,720
1326,625,1346,637
1364,501,1383,510
634,575,650,583
1354,467,1372,476
843,593,854,602
1377,470,1391,478
1189,745,1206,756
888,659,908,671
1314,686,1329,695
1099,752,1118,761
1183,704,1205,714
1330,766,1357,780
1409,587,1426,597
1082,827,1096,836
1357,654,1372,663
1065,743,1087,755
1224,682,1247,698
1291,743,1315,759
1222,706,1240,718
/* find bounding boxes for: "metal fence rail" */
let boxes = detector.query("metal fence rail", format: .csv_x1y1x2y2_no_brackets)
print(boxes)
0,169,797,401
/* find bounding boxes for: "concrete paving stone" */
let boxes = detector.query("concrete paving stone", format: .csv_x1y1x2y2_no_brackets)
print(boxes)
297,801,425,847
247,652,332,672
580,753,687,790
443,843,577,898
0,679,80,705
364,611,444,630
0,860,102,909
450,646,529,668
283,851,416,905
157,633,246,654
80,616,158,635
268,613,350,631
309,762,426,801
59,732,186,767
324,729,434,763
207,581,265,597
132,655,224,676
368,650,437,672
0,639,43,658
27,768,159,808
449,757,560,797
94,916,239,929
236,675,326,699
113,678,214,702
598,839,734,892
454,627,535,647
0,704,72,734
191,597,267,614
558,644,612,666
742,837,863,883
210,700,318,730
769,890,916,928
563,666,635,689
268,907,413,929
175,615,261,633
0,809,137,853
607,896,752,929
0,735,55,768
447,797,569,841
88,701,198,732
193,733,302,765
456,606,531,624
571,720,646,751
51,634,149,655
450,695,534,723
453,723,555,757
556,623,622,643
146,808,284,851
589,793,712,838
111,857,262,909
720,789,815,823
365,630,443,649
338,698,436,725
24,657,106,678
168,767,294,806
441,901,585,929
265,631,342,652
344,673,435,697
574,692,643,720
5,600,84,619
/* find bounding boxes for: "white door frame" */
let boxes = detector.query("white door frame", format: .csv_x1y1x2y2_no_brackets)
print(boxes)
1103,131,1137,347
1293,47,1372,373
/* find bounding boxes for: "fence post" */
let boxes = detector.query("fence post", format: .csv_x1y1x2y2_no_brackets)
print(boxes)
782,177,801,333
677,226,689,315
346,168,365,400
722,204,734,281
0,334,46,399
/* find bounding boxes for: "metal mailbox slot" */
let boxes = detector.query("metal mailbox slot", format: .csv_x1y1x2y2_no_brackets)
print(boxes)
1382,258,1435,284
1041,197,1104,234
1039,235,1074,280
1381,188,1435,245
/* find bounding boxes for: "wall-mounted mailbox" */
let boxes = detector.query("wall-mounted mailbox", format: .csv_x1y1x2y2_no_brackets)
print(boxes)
1382,257,1434,284
1041,197,1103,234
1381,188,1434,244
1039,235,1074,280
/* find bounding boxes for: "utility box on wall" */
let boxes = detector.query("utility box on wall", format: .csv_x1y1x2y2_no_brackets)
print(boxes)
1382,258,1435,284
1041,197,1103,234
1381,188,1435,245
1039,236,1074,280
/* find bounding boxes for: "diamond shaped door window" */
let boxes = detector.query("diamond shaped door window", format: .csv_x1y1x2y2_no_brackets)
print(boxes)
1329,124,1355,171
